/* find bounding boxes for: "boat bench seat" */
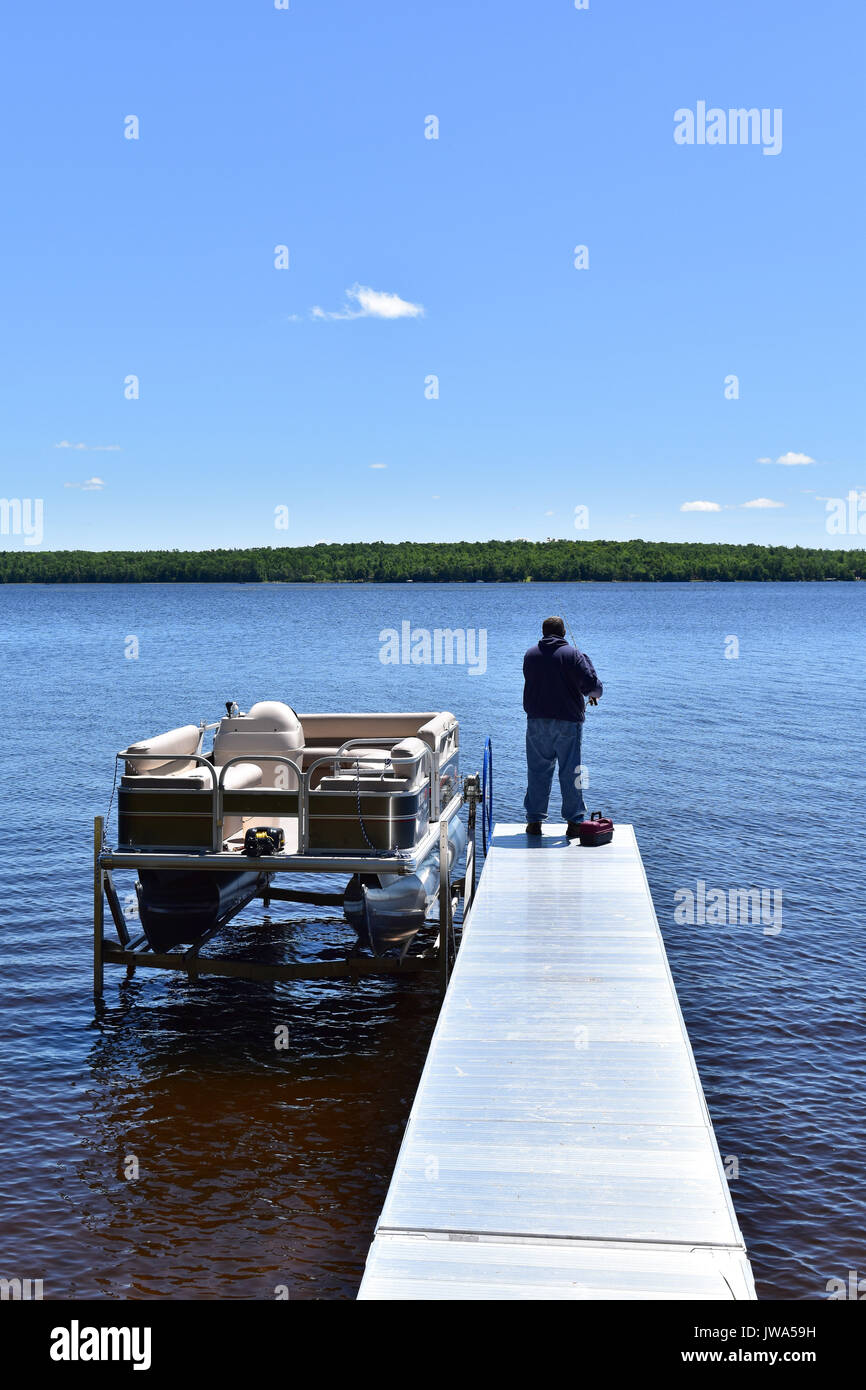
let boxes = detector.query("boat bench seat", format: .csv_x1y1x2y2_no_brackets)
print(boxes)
121,761,263,792
300,745,393,765
122,723,203,776
297,712,456,756
301,745,396,788
315,775,413,793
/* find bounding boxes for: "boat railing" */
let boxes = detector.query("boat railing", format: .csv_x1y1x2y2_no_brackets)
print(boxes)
217,745,435,854
116,741,443,857
215,753,304,850
332,735,440,816
117,749,221,848
330,737,436,818
300,740,435,851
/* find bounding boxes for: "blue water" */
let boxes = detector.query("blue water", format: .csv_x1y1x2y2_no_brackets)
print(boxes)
0,581,863,1299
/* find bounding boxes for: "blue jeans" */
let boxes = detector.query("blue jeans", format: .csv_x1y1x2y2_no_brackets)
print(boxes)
524,717,587,824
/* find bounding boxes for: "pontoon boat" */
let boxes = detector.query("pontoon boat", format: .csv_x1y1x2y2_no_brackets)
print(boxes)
112,702,468,957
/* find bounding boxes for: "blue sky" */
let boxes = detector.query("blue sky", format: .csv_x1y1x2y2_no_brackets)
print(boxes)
0,0,863,552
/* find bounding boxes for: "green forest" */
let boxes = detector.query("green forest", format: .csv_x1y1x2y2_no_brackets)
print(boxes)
0,539,863,585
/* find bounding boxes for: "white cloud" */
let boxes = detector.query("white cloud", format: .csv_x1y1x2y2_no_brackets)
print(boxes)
544,509,555,516
775,451,815,466
369,462,388,469
64,476,105,491
681,500,721,512
312,284,424,321
55,441,120,452
756,456,773,464
742,497,784,508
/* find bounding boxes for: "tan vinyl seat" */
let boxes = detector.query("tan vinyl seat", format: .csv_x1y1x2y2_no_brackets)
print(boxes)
298,712,457,751
122,724,203,777
301,745,394,788
121,761,262,791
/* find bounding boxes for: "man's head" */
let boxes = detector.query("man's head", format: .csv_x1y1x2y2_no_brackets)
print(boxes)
542,616,566,638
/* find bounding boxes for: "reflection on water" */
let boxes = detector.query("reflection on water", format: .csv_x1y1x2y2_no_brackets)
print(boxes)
77,907,443,1300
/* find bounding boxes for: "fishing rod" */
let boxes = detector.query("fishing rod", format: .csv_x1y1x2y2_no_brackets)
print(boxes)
562,612,598,706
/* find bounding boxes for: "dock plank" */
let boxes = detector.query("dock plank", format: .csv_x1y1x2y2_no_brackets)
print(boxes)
358,823,756,1300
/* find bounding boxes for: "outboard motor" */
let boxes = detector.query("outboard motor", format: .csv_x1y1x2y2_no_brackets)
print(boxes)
344,816,467,955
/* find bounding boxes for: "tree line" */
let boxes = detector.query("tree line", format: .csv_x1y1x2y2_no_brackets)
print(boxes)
0,539,863,584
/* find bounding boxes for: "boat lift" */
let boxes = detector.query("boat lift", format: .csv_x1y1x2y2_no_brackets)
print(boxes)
93,774,481,1000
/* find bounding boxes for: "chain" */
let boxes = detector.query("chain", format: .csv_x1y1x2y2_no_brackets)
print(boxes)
103,757,120,848
354,755,393,855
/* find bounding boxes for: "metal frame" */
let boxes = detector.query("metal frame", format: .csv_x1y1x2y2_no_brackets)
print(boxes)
114,740,446,855
93,780,480,999
301,740,434,851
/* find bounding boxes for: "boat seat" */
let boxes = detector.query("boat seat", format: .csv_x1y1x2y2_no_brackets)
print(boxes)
301,745,396,788
300,745,393,764
333,747,394,768
121,761,263,792
122,723,203,776
416,713,458,756
315,775,412,793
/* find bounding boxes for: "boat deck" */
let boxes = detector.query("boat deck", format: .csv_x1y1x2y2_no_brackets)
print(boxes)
357,822,755,1300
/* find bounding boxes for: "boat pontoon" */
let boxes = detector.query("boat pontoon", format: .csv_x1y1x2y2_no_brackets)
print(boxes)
111,701,469,957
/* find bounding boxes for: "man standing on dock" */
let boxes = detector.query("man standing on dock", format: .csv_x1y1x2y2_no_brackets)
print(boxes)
523,616,603,838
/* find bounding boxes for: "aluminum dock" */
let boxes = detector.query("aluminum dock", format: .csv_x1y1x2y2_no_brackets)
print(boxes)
358,823,756,1300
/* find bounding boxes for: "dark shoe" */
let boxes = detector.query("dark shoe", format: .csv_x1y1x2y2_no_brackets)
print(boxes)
526,822,542,836
565,821,584,839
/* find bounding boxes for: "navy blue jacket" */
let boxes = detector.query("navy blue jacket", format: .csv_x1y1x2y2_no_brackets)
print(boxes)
523,636,603,724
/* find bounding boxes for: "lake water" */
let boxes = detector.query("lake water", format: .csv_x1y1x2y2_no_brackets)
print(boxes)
0,581,863,1300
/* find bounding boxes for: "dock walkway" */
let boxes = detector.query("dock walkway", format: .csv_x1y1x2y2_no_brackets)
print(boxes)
358,823,755,1299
